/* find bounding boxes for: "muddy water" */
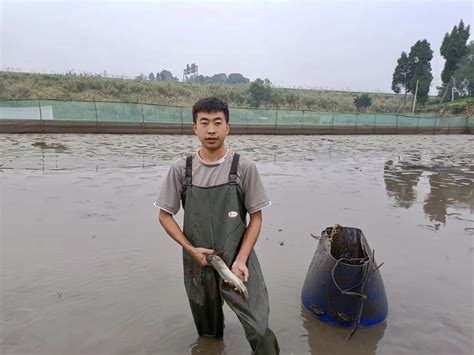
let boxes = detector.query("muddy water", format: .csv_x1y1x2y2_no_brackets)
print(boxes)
0,134,473,355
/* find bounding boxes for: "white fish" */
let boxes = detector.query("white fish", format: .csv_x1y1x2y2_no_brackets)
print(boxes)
206,254,249,302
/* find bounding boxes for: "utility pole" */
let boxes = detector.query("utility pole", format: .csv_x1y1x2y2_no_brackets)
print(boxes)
412,79,419,114
451,78,455,102
439,76,453,104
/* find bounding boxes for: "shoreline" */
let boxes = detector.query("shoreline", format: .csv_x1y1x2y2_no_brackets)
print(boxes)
0,120,470,134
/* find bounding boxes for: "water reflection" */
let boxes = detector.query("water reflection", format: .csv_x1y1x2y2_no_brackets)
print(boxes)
301,307,386,355
423,172,473,224
189,336,226,355
384,157,474,224
384,159,423,208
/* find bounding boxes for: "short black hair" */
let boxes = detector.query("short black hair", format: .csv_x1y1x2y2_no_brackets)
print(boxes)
192,97,229,123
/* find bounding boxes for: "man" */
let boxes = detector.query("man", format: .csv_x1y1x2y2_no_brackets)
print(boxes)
155,97,279,354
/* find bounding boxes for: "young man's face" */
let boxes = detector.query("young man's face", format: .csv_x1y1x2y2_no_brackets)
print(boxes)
193,111,229,152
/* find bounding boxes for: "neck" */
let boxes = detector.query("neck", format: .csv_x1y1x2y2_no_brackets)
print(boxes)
199,146,227,163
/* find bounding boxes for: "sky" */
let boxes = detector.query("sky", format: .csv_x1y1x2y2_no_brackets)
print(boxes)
1,0,472,93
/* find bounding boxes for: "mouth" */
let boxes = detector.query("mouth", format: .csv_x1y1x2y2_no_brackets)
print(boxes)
205,138,218,143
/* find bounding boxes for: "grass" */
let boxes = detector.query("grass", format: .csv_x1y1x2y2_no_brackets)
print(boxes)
0,71,460,114
418,97,474,115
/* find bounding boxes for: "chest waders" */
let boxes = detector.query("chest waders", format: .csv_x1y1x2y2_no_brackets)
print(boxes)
181,153,280,355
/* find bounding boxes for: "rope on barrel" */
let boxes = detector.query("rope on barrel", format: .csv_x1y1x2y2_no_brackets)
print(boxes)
331,256,370,340
328,224,384,340
328,223,342,243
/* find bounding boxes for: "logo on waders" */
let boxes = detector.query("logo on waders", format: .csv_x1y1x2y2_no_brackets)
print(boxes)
228,211,238,218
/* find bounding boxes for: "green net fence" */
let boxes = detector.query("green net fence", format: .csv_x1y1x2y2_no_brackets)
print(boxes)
0,99,470,131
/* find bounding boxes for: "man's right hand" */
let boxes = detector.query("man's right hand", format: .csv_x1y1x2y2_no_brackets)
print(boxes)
190,247,215,267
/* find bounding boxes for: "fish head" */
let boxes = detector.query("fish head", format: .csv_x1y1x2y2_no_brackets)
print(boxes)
206,254,216,263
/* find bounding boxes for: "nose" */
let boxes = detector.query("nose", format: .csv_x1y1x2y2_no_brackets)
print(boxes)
207,123,216,134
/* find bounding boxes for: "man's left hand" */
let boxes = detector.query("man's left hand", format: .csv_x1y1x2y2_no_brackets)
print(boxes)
231,260,249,283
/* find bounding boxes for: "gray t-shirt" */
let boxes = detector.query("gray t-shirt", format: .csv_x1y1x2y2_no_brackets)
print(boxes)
155,150,271,215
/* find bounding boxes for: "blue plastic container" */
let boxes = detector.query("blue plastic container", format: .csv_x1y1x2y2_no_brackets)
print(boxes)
302,226,388,329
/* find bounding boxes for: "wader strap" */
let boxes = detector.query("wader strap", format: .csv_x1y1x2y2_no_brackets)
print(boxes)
185,155,193,188
228,153,240,185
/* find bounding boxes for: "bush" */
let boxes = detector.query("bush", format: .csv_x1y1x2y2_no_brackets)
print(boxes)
247,79,272,107
354,94,372,111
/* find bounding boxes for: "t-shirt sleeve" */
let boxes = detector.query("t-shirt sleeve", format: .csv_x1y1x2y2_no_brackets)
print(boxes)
240,159,271,214
154,160,184,215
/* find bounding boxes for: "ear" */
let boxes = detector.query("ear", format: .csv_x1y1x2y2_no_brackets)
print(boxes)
192,123,197,134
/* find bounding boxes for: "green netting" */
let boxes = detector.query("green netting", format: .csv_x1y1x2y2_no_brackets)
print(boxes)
276,110,303,125
302,111,326,125
333,114,357,126
182,107,193,124
451,116,468,127
469,117,474,128
231,108,277,125
355,114,376,126
418,117,437,127
318,113,334,125
436,118,451,128
143,104,183,123
0,100,469,130
416,112,438,117
94,102,142,122
0,100,51,120
375,114,398,126
398,116,419,126
44,100,96,121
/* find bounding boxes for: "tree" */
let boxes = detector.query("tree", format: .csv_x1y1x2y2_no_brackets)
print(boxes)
148,72,155,81
157,70,178,82
392,39,433,107
185,72,252,85
285,92,299,108
453,41,474,97
248,78,272,107
392,52,410,104
440,19,471,85
228,73,250,85
391,51,410,104
209,73,228,84
392,40,433,107
354,94,372,111
407,39,433,105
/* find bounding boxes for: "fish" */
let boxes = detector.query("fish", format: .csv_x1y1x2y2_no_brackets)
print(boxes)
206,254,249,302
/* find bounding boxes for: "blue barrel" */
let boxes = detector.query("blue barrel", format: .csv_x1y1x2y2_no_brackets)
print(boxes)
302,226,388,329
